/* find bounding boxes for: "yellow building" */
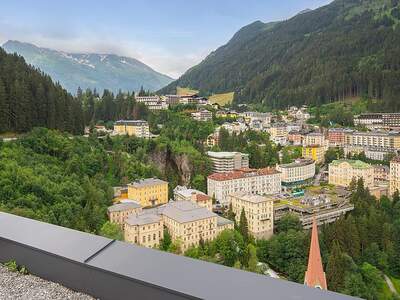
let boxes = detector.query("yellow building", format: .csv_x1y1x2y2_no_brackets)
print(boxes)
127,178,168,207
390,156,400,196
302,145,325,164
124,214,163,248
107,201,142,226
328,159,374,188
113,120,150,138
229,192,274,240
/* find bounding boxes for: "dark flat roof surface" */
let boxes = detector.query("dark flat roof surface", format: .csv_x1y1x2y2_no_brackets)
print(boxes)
0,212,358,300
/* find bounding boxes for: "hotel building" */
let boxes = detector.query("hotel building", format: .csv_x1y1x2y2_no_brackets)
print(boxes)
230,192,274,239
107,201,142,226
302,145,326,164
207,151,249,173
113,120,150,138
173,186,213,211
390,156,400,196
127,178,168,207
328,159,374,189
277,159,316,187
124,214,163,248
207,167,281,205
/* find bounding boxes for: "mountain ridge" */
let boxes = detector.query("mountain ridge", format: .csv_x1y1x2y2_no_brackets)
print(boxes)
3,40,173,94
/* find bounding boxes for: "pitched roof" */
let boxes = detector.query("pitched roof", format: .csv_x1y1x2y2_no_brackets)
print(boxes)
125,214,161,226
304,217,327,290
330,159,371,169
162,201,216,223
207,167,280,181
107,202,141,213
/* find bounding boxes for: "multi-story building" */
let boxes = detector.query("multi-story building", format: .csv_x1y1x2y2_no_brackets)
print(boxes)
163,95,181,106
107,201,142,226
354,113,400,129
268,123,288,145
288,131,304,146
160,201,233,251
302,145,326,164
328,159,374,188
221,122,247,135
136,96,168,110
303,132,325,147
207,167,281,205
173,186,213,211
277,159,316,187
344,131,400,150
179,95,199,105
205,131,219,147
390,156,400,196
191,110,213,122
328,128,353,147
241,112,271,126
113,120,150,138
124,214,163,248
229,192,274,239
374,165,389,183
127,178,168,207
207,151,249,173
344,145,397,162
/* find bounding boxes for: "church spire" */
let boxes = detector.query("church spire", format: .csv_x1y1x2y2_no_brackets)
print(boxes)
304,217,327,290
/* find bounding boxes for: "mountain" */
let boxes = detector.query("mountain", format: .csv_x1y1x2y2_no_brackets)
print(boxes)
0,47,83,134
160,0,400,111
3,40,173,94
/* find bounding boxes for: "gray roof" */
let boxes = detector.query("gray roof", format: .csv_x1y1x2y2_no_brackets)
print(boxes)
126,214,161,226
162,201,216,223
107,202,141,213
230,192,274,204
217,216,234,227
128,178,168,188
0,212,357,300
279,159,315,169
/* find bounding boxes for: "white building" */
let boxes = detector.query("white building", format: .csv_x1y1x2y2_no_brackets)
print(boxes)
221,122,247,135
207,151,249,173
173,186,213,211
277,159,316,187
136,95,168,110
207,167,281,205
303,132,325,147
191,110,213,121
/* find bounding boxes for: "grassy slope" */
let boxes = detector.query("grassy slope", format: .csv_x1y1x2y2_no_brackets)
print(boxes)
177,87,199,96
209,92,235,106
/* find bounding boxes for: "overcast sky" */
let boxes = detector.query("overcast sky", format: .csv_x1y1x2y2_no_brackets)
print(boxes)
0,0,332,78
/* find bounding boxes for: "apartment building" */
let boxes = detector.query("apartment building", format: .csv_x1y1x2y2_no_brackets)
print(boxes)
344,131,400,150
205,131,219,147
302,145,326,164
207,167,281,205
207,151,249,173
241,112,271,126
163,95,180,106
107,201,142,226
328,159,374,189
288,131,304,146
303,132,325,147
268,123,288,145
173,186,213,211
124,214,163,248
374,165,389,183
135,96,168,110
127,178,168,207
328,128,353,147
113,120,150,138
161,201,216,251
229,192,274,239
354,113,400,129
390,156,400,196
277,159,316,187
191,110,213,122
221,122,247,135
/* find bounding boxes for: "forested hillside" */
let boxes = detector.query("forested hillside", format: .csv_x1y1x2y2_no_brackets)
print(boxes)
0,48,84,134
160,0,400,110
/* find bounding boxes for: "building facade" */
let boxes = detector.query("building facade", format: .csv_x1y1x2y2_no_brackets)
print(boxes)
207,151,249,173
107,201,142,226
173,186,213,211
128,178,168,207
328,128,352,147
191,110,213,122
302,145,325,164
113,120,150,138
354,113,400,129
124,214,163,248
229,193,274,239
277,159,316,186
135,96,168,110
344,131,400,150
207,167,281,205
328,159,374,188
390,156,400,196
303,132,325,147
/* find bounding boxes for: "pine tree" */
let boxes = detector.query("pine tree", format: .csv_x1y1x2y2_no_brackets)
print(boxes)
239,208,249,243
326,240,346,291
0,80,9,132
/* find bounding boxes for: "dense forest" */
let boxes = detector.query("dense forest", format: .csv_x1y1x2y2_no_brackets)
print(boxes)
160,0,400,111
0,48,84,134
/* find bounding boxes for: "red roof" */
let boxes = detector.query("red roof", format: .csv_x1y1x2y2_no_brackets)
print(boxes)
304,217,327,290
391,156,400,163
195,194,211,202
207,167,280,181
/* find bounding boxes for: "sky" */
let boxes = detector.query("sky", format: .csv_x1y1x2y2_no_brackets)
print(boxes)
0,0,332,78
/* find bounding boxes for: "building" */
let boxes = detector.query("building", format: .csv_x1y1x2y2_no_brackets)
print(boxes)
229,193,274,239
343,145,397,161
124,214,163,248
127,178,168,207
268,124,288,145
216,216,234,234
302,145,326,164
277,159,316,187
304,218,327,290
113,120,150,138
344,130,400,151
107,201,142,226
328,159,374,188
354,113,400,129
160,201,233,251
207,167,281,205
135,96,168,110
390,156,400,196
303,132,325,147
241,112,271,126
328,128,352,147
221,122,247,135
191,110,213,122
207,151,249,173
163,95,181,106
205,131,219,147
179,94,199,105
288,131,304,146
173,186,213,211
374,164,389,183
